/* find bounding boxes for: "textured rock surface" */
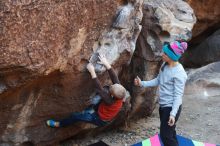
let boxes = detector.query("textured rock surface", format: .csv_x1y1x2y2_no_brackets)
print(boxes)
0,0,120,93
179,0,220,68
185,61,220,98
186,0,220,37
119,0,196,120
0,0,198,145
183,0,220,68
144,0,196,44
140,0,196,60
0,0,143,145
182,29,220,67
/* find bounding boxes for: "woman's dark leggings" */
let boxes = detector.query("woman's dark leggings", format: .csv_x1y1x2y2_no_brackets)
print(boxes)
159,105,182,146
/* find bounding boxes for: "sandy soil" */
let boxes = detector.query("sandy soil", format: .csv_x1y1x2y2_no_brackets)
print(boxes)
61,94,220,146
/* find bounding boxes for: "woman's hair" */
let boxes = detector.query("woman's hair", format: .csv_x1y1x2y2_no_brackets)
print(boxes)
161,62,168,72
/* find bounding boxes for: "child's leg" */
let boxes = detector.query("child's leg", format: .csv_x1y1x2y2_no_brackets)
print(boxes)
46,108,94,128
59,112,91,127
159,107,181,146
59,107,94,127
90,95,101,105
59,109,107,127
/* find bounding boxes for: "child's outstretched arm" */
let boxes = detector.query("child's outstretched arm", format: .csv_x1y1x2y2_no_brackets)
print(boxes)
86,63,114,105
98,55,120,84
87,63,97,79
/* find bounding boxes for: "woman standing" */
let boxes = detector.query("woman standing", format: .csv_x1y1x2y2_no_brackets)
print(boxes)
134,40,188,146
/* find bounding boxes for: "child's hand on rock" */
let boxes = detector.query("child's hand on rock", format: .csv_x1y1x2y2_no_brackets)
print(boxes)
87,63,95,73
87,63,97,78
98,54,111,69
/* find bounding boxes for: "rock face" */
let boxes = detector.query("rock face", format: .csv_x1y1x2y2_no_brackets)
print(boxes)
140,0,196,60
186,0,220,37
185,61,220,98
120,0,196,120
0,0,143,145
144,0,196,44
182,29,220,67
182,0,220,68
0,0,197,145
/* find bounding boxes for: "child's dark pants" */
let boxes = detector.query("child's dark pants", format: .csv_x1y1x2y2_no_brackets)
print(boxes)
59,107,108,127
159,105,182,146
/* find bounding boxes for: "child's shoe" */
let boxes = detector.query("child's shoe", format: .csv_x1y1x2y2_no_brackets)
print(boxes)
46,120,60,128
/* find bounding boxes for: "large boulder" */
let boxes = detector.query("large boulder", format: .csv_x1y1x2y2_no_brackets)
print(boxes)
140,0,196,60
0,0,143,145
186,0,220,37
185,61,220,98
182,29,220,67
0,0,197,145
181,0,220,67
119,0,196,120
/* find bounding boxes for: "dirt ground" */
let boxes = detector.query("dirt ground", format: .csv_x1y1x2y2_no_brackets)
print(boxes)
62,93,220,146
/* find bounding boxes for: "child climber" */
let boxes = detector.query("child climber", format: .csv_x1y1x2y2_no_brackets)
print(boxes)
46,55,127,127
134,40,188,146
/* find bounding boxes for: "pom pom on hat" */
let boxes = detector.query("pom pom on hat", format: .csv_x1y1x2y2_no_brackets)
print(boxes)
170,41,188,55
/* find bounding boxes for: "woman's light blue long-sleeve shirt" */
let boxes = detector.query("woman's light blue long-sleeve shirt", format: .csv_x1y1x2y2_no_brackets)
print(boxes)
141,63,187,117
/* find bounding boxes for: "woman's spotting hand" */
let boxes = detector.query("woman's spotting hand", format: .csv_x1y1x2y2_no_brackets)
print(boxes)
134,76,142,87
